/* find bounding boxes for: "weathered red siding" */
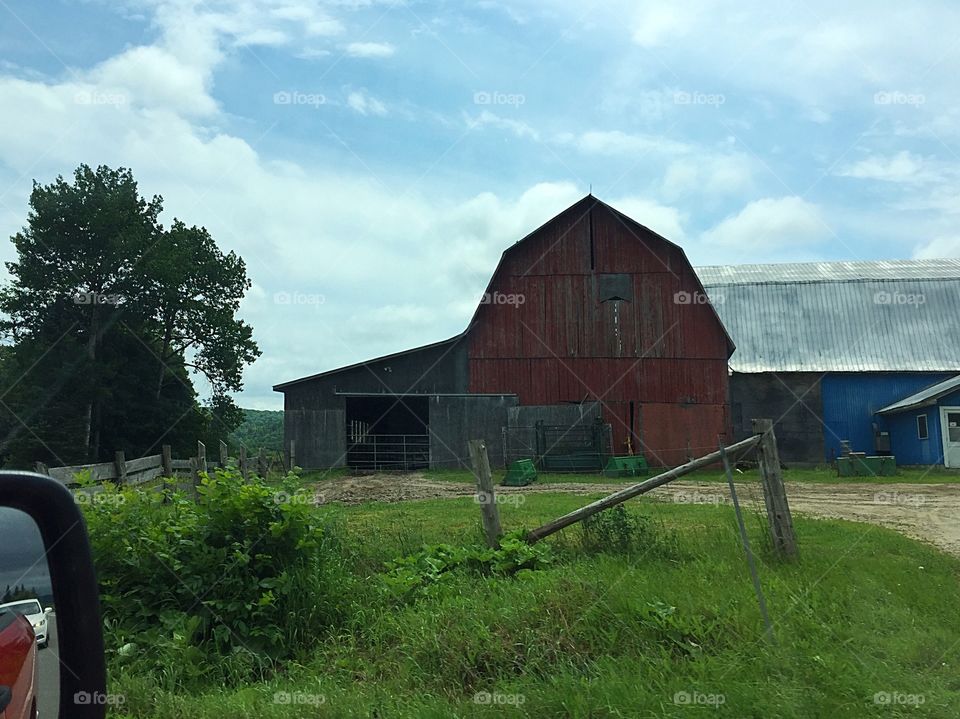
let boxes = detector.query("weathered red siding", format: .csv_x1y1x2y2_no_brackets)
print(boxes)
467,197,731,467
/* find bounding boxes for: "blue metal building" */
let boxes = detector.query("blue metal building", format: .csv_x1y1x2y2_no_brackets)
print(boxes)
697,259,960,466
876,376,960,467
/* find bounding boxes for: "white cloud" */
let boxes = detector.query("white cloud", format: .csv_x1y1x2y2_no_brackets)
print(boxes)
344,41,395,58
839,151,935,183
468,110,539,140
347,90,387,116
701,197,829,252
566,129,690,156
662,154,755,199
607,197,686,241
631,4,697,48
913,236,960,259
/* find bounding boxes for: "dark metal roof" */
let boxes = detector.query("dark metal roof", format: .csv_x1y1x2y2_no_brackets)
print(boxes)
696,259,960,373
876,374,960,415
272,334,463,391
334,391,516,397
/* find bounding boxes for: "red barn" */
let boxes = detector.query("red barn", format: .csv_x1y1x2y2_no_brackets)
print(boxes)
275,196,733,470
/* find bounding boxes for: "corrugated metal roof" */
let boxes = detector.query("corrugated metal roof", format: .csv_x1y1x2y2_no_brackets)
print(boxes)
697,259,960,285
877,374,960,414
695,260,960,373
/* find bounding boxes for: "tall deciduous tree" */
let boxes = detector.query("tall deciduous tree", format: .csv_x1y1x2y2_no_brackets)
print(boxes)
0,164,259,465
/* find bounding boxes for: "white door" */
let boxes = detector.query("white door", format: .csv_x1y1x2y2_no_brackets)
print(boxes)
941,407,960,468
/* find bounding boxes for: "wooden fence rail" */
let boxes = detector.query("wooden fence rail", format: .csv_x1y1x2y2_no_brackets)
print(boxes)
34,439,298,491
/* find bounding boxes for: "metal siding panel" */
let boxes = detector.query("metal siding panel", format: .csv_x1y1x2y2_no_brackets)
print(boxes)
820,372,953,461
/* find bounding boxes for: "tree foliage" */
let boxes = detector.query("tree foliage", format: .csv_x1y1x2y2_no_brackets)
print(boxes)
0,164,260,466
228,409,283,453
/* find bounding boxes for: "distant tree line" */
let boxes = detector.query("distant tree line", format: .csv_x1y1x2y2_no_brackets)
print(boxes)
228,409,283,453
0,164,260,467
1,583,41,603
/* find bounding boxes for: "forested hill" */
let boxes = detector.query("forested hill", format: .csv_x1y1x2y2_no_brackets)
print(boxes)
229,409,283,452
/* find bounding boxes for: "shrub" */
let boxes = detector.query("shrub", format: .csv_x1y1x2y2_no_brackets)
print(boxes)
579,505,682,558
79,467,349,687
382,530,554,601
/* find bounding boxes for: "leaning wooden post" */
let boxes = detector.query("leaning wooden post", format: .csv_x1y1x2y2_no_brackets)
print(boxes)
219,440,228,468
468,439,503,549
239,446,249,481
525,434,763,544
197,441,207,475
114,450,128,486
752,419,798,558
161,445,173,504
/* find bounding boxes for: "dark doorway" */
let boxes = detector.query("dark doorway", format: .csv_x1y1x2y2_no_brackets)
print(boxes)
344,395,430,469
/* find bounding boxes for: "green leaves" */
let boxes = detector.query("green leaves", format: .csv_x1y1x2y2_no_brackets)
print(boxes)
80,467,350,688
383,530,555,601
0,163,259,465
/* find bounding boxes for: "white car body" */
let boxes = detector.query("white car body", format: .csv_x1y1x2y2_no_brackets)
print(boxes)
0,598,47,648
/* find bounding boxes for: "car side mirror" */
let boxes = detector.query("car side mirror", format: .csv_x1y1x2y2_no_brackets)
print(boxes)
0,471,106,718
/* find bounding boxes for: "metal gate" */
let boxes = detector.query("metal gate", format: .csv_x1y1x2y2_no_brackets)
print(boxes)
345,433,430,470
502,420,613,471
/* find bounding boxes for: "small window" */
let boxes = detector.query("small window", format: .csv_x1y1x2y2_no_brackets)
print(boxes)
917,414,928,440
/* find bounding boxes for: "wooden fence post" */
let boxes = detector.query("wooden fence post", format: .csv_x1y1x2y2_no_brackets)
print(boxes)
257,448,267,478
219,440,228,468
197,441,207,475
161,444,173,504
468,439,503,549
34,462,49,476
239,446,248,481
114,450,127,486
286,439,296,472
752,419,798,558
190,457,201,500
161,444,173,476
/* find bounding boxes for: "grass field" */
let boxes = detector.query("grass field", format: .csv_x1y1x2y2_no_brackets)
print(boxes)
110,491,960,718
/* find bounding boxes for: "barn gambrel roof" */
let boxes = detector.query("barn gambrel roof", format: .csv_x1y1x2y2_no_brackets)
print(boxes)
696,259,960,374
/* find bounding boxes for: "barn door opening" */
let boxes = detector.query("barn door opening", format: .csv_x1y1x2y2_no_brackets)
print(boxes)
344,395,429,470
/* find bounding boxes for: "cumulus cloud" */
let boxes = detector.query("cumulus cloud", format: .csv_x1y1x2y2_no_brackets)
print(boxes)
913,236,960,259
701,197,830,253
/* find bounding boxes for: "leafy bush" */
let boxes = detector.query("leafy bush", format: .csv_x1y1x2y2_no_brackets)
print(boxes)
79,467,349,687
383,530,554,601
579,505,682,558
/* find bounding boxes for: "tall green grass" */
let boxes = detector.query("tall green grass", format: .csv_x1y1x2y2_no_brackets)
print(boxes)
104,491,960,717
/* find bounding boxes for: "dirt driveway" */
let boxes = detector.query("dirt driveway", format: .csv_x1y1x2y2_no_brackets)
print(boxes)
314,473,960,556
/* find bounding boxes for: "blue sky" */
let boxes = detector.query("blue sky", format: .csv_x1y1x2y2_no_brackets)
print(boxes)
1,1,958,408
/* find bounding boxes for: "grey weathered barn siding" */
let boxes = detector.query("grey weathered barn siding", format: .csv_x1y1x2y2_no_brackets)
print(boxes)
280,338,469,468
428,394,519,468
729,373,825,465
